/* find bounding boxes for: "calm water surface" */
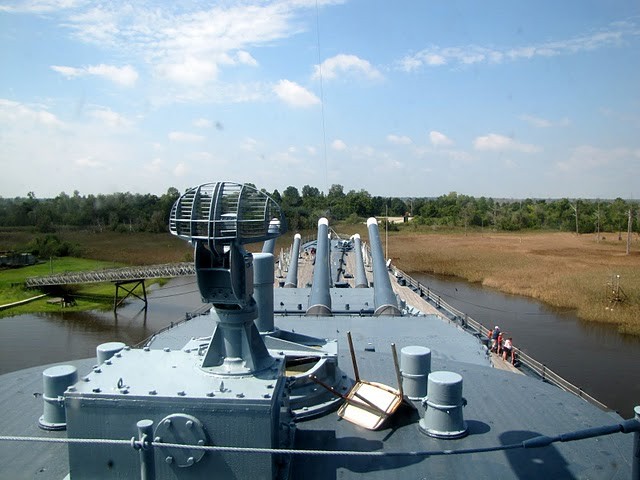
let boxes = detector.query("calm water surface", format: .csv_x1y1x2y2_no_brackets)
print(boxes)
412,272,640,418
0,277,202,374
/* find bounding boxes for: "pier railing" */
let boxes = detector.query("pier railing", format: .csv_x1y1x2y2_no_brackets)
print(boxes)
390,265,611,412
25,263,196,287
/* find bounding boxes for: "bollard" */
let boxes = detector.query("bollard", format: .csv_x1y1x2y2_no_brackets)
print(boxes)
400,346,431,400
419,371,468,439
97,342,126,365
38,365,77,430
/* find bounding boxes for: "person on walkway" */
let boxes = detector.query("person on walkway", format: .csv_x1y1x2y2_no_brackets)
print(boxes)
491,326,500,353
502,337,515,364
496,331,504,355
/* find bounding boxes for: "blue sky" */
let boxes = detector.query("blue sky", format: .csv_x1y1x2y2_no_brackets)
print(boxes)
1,0,639,199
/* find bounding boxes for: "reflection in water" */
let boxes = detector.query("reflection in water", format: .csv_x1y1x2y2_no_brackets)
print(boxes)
0,277,203,375
412,272,640,418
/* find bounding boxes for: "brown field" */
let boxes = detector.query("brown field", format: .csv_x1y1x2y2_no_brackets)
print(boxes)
3,226,639,335
387,230,640,335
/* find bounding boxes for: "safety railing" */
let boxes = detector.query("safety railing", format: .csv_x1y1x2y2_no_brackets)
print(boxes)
390,265,612,412
25,263,196,287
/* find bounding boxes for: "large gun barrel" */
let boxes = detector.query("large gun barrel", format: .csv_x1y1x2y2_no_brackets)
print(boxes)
350,234,369,288
306,218,332,316
261,218,281,254
367,217,401,316
284,234,301,288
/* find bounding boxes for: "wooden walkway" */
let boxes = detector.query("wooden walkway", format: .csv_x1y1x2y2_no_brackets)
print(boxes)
0,294,47,311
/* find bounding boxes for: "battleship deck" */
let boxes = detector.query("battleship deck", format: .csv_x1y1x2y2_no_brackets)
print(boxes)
0,243,635,478
1,312,632,479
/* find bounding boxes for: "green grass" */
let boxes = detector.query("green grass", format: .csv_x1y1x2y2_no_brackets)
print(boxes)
0,257,151,316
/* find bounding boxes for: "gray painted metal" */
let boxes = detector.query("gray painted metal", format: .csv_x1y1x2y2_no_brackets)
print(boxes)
400,346,431,399
136,419,155,480
366,218,401,316
64,349,291,479
262,218,281,254
253,253,275,333
284,234,301,288
169,182,285,247
38,365,77,431
306,219,332,316
351,234,369,288
96,341,125,365
419,371,468,439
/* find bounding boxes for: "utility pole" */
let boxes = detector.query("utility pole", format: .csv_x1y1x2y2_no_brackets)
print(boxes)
627,208,633,255
385,203,388,260
595,202,601,243
570,201,579,236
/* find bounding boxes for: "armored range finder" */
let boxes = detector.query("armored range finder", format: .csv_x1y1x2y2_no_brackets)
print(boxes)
169,182,285,374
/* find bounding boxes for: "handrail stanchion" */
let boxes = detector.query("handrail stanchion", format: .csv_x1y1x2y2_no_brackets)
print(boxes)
135,419,155,480
633,406,639,480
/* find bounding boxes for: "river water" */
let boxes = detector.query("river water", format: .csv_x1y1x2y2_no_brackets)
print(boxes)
0,277,203,375
411,272,640,418
1,274,638,417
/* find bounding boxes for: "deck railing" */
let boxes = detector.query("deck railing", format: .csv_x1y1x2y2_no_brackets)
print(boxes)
390,265,611,412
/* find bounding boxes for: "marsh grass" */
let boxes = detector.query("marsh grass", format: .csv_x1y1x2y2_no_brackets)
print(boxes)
389,230,640,335
3,227,639,334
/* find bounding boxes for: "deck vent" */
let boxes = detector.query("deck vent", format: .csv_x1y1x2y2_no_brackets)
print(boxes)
400,346,431,399
419,371,468,439
38,365,78,431
96,342,125,364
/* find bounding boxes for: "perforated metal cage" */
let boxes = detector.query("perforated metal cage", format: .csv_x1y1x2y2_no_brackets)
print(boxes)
169,182,285,245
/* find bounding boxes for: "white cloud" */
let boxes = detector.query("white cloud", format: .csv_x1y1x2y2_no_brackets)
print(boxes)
399,21,640,71
193,118,212,128
57,2,303,90
429,131,453,147
156,58,217,86
0,98,65,128
556,145,639,172
173,162,189,177
75,156,105,168
273,80,319,108
0,0,80,13
144,158,164,173
331,139,347,151
236,50,258,67
51,64,138,87
241,137,259,151
387,134,412,145
473,133,540,153
520,114,570,128
88,106,133,128
314,54,383,81
168,131,205,142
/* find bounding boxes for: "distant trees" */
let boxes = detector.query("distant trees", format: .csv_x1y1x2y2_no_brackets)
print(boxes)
0,185,637,237
0,188,180,234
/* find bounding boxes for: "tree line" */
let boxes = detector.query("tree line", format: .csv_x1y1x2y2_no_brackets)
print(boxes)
1,186,638,236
